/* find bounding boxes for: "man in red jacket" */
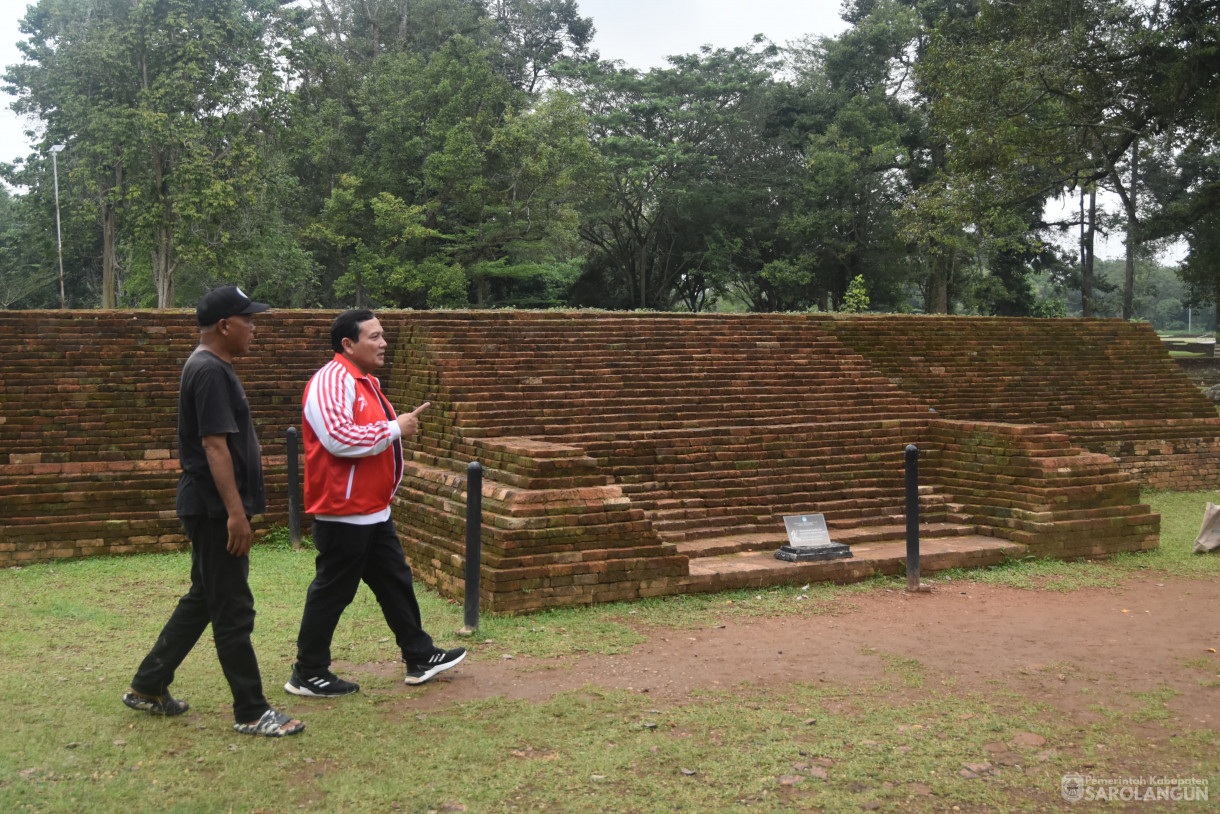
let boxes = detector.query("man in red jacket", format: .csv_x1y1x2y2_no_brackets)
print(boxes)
285,309,465,697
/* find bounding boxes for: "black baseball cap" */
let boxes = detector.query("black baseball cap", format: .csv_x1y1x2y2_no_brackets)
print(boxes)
197,285,270,326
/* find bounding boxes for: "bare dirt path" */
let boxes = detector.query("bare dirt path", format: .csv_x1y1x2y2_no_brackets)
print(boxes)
400,574,1220,734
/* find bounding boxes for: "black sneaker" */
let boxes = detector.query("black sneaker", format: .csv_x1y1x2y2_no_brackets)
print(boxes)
404,647,467,685
283,668,359,698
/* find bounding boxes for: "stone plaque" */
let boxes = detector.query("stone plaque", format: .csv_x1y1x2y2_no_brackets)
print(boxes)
775,513,852,562
783,514,831,548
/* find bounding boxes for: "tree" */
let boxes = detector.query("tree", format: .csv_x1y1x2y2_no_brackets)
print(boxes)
841,274,870,313
488,0,595,95
773,7,926,312
7,0,299,307
565,42,790,310
0,187,58,308
913,0,1220,319
295,35,597,309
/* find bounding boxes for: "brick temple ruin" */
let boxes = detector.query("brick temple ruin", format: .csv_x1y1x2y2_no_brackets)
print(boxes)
4,310,1219,612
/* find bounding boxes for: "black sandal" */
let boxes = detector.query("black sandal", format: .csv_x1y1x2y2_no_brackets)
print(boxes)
122,690,189,716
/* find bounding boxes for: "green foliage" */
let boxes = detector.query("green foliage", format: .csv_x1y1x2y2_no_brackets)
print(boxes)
0,187,57,308
914,0,1220,318
6,0,305,308
1084,258,1191,329
2,0,1216,314
840,274,870,313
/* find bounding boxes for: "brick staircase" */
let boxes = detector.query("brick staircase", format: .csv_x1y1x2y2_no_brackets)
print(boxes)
381,313,1159,608
822,315,1216,423
822,315,1220,491
426,314,929,437
402,316,974,572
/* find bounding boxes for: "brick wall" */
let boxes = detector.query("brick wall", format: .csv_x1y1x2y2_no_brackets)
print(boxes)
0,310,1198,611
0,310,338,563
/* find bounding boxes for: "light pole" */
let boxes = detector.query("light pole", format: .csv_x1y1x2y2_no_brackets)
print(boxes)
49,143,66,308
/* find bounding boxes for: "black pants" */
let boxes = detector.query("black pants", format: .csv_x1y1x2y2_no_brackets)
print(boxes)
293,518,434,674
131,516,270,724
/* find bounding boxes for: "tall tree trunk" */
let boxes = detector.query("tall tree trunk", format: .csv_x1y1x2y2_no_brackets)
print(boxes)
149,134,175,309
102,204,117,308
1214,282,1219,358
152,226,175,308
928,253,950,314
1081,187,1096,317
638,243,648,309
1122,140,1139,320
102,164,123,309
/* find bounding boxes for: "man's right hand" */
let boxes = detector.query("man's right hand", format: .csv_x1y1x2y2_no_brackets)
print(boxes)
396,401,430,437
226,513,254,556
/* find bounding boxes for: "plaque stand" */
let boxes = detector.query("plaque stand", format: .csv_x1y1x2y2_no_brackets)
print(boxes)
775,542,853,562
775,513,852,562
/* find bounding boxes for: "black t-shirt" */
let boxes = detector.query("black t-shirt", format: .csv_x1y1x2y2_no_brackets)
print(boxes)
175,348,266,518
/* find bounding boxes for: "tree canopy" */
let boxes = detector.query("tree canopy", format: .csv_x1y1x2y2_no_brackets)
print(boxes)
1,0,1214,322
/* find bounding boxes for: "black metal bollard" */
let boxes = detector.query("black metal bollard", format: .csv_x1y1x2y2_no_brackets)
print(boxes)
462,461,483,633
904,444,920,591
286,426,302,549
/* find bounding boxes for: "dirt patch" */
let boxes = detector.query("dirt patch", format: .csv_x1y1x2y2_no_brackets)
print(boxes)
378,574,1220,733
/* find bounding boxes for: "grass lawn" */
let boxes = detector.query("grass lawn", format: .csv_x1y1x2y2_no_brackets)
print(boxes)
1,491,1218,813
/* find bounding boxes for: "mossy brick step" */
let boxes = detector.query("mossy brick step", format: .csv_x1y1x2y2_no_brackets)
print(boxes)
636,486,934,512
438,358,879,375
1059,418,1220,441
440,377,915,400
645,463,914,483
625,480,909,503
0,516,180,537
508,413,930,441
4,506,173,525
475,419,922,446
0,484,175,509
675,521,979,558
455,392,919,412
451,396,922,419
1012,518,1162,543
0,460,178,478
453,407,925,436
993,503,1156,525
647,495,953,531
652,509,947,544
438,345,886,362
430,331,854,345
682,535,1026,593
444,376,912,394
630,487,912,517
642,491,929,520
619,482,911,511
445,345,867,360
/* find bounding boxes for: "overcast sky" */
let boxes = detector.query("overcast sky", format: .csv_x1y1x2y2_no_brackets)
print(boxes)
1,2,29,169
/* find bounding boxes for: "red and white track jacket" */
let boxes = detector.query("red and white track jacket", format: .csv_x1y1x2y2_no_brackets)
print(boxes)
303,353,404,524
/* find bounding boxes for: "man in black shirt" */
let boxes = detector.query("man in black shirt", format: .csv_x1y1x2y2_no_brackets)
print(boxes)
122,286,303,737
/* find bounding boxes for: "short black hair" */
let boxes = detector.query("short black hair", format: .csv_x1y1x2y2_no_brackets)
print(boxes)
330,309,376,354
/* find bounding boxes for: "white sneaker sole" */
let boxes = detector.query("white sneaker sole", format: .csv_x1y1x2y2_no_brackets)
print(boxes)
283,680,357,698
403,650,467,685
